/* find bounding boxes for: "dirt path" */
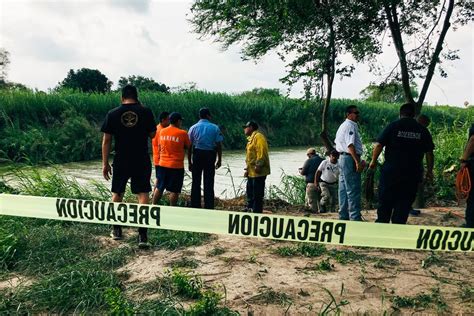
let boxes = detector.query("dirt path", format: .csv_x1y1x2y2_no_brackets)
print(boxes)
119,207,473,315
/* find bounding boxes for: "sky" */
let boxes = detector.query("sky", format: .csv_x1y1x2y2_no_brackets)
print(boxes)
0,0,472,107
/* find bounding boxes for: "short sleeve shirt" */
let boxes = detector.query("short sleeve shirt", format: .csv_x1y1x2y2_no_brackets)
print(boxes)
188,119,224,151
101,103,156,163
158,126,191,169
335,119,363,155
300,155,324,183
317,159,340,183
376,117,434,174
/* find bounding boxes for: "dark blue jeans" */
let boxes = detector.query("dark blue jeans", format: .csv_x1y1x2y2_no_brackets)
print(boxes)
246,176,266,213
191,149,216,209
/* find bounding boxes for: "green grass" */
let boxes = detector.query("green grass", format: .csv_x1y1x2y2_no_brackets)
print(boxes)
0,169,227,314
391,288,448,312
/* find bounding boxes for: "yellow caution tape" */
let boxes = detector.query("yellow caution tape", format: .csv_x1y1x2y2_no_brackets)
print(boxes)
0,194,472,252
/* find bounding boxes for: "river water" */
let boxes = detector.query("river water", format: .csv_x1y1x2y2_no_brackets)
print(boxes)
4,147,315,199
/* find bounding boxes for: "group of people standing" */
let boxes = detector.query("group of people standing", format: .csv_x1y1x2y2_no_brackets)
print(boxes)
101,85,270,247
101,85,472,248
301,103,435,224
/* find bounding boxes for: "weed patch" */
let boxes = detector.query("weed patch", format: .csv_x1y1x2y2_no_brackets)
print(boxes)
248,286,292,306
207,246,226,257
391,288,447,312
275,243,327,257
327,249,366,264
169,257,200,269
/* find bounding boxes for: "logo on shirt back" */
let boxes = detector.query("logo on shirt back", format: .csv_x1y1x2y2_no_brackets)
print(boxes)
121,111,138,127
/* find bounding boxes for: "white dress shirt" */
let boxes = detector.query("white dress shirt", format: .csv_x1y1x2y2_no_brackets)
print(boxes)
335,119,363,155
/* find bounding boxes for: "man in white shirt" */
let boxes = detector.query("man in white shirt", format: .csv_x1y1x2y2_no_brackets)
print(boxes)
334,105,364,221
315,150,340,213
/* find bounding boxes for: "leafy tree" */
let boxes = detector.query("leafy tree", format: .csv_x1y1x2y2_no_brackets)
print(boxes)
240,88,281,98
375,0,472,113
190,0,383,151
117,75,170,93
0,48,10,85
57,68,112,93
171,81,198,93
360,80,418,103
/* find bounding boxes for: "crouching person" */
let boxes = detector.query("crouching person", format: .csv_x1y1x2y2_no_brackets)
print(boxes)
315,150,340,213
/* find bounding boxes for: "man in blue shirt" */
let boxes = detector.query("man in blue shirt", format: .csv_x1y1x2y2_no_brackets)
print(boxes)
188,108,223,209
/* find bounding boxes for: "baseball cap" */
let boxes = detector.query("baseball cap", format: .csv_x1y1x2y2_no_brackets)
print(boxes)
306,148,316,155
242,121,258,129
169,112,183,124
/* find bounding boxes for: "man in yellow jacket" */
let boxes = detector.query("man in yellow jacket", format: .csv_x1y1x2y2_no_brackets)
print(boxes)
243,121,271,213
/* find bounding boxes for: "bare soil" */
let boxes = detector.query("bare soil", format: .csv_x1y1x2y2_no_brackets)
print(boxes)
118,205,473,315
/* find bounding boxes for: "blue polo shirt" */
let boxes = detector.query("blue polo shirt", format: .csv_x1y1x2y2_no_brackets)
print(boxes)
188,119,224,151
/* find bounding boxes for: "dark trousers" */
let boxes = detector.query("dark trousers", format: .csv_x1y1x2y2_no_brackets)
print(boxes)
191,149,216,209
246,176,266,213
466,164,474,228
376,169,419,224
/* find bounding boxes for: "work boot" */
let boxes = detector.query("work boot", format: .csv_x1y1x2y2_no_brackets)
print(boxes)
410,209,421,216
110,226,122,240
138,228,150,249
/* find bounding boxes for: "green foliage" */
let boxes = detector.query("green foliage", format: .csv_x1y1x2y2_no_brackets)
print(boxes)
207,246,226,256
327,249,367,264
239,88,281,98
314,258,333,272
360,80,419,103
268,173,306,205
391,288,447,312
57,68,112,93
188,290,225,315
118,75,170,93
104,287,134,315
275,243,327,257
169,269,203,299
190,1,382,99
170,257,200,269
148,229,211,250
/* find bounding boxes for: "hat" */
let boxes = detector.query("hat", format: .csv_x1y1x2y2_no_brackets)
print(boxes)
242,121,258,129
199,107,211,118
169,112,183,124
306,148,316,155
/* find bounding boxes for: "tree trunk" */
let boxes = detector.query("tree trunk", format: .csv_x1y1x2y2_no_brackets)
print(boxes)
320,14,336,155
416,0,454,114
383,1,415,106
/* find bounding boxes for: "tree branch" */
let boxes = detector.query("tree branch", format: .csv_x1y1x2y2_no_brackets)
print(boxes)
416,0,454,112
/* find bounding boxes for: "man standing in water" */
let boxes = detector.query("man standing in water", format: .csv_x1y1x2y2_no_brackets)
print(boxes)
101,85,156,248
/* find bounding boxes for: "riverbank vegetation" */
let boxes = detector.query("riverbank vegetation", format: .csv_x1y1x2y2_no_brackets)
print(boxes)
1,90,471,200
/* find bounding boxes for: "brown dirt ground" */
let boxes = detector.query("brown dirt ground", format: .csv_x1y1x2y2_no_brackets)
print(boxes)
117,204,473,315
1,203,471,315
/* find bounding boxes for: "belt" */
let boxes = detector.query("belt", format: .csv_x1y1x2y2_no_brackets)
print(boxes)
340,152,361,156
321,180,337,185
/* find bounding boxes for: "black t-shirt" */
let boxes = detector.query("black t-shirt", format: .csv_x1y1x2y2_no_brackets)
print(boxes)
101,103,156,163
377,117,434,175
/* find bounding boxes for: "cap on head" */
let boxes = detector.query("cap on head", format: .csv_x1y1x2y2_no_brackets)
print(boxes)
306,148,316,155
199,107,211,119
169,112,183,124
242,121,259,129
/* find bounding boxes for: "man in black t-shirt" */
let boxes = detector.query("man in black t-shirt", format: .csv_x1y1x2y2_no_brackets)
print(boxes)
369,103,434,224
101,85,157,247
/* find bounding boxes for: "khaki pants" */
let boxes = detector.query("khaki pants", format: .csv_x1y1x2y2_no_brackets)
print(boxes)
320,182,338,212
305,183,320,212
